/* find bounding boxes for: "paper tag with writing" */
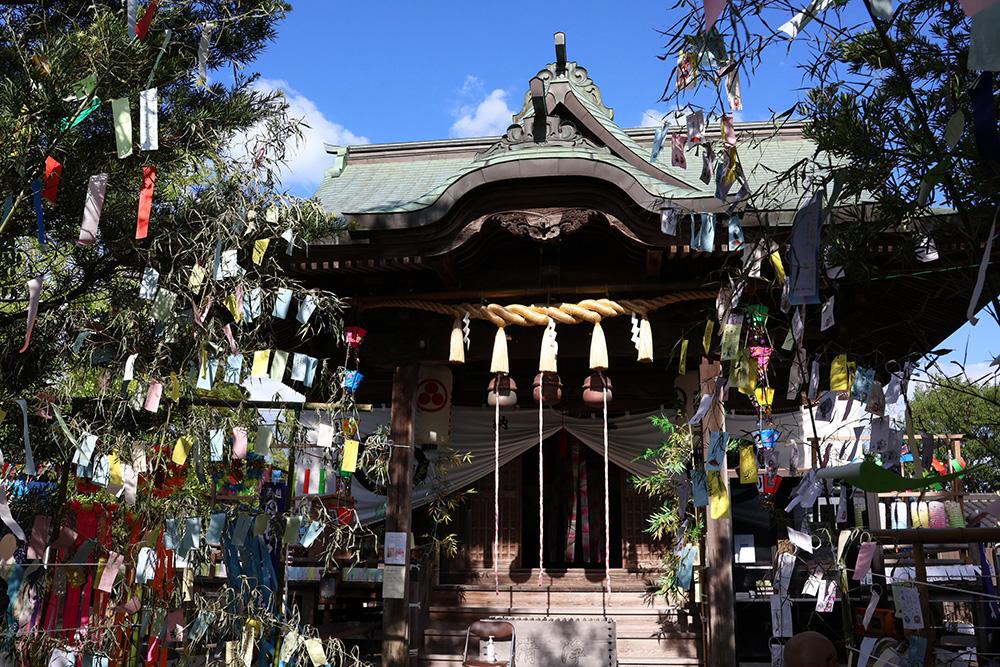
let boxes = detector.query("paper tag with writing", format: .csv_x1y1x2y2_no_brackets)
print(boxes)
770,594,794,637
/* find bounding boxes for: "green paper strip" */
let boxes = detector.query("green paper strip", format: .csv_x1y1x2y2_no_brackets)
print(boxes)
60,97,101,130
110,97,132,158
318,468,326,494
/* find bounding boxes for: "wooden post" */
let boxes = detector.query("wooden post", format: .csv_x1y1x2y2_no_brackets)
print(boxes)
911,543,935,667
699,358,736,665
382,364,419,667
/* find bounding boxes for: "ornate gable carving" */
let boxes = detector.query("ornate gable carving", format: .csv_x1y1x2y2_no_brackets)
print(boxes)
493,208,597,241
475,61,612,161
514,61,614,123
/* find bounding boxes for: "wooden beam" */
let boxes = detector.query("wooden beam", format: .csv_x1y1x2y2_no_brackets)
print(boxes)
554,32,567,72
870,527,1000,543
382,364,419,667
699,358,736,666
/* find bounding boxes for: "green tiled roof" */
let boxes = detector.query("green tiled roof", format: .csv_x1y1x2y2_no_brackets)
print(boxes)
313,58,822,220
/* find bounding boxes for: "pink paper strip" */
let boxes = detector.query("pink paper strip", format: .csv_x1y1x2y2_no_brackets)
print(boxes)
19,276,42,353
704,0,724,31
27,515,50,560
78,174,108,246
960,0,998,16
853,541,877,581
723,114,737,146
222,323,238,353
232,426,248,459
97,552,124,593
143,380,163,413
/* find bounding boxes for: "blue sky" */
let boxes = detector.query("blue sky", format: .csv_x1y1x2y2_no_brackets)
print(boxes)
249,1,998,370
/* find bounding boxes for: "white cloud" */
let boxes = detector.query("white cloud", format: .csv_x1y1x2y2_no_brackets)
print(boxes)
233,78,368,193
638,109,686,128
450,76,515,138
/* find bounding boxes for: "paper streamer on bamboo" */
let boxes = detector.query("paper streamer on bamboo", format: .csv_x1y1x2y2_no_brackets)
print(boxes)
19,276,42,353
136,166,156,239
136,0,157,40
778,0,836,38
78,173,108,245
139,88,158,150
110,97,132,158
197,23,214,86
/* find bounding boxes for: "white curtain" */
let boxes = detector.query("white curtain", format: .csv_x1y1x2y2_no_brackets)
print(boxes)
300,397,875,523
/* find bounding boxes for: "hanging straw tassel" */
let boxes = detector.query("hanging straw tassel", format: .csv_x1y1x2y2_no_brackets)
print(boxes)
491,327,509,374
590,321,609,370
637,315,653,363
539,320,558,373
449,318,465,364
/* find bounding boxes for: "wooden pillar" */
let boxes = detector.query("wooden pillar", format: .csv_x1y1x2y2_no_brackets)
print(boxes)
699,358,736,665
911,543,935,667
382,364,419,667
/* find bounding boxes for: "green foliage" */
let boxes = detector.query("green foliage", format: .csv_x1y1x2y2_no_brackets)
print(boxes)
0,1,358,660
631,414,702,596
909,378,1000,492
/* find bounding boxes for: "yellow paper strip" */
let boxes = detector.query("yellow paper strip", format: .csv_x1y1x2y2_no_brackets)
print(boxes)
110,97,132,159
739,445,757,484
172,435,194,466
678,339,689,376
770,250,786,283
708,471,730,519
224,293,243,323
702,320,715,354
251,350,271,378
253,238,270,265
754,386,775,407
341,439,360,474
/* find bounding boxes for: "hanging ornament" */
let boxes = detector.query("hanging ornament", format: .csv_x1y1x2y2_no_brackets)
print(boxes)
533,318,562,404
342,370,364,394
448,318,465,364
582,371,613,408
589,321,609,371
487,327,517,406
635,314,653,363
344,326,367,349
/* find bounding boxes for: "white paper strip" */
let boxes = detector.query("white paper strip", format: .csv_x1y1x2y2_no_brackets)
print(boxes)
0,484,25,541
197,23,214,86
139,88,158,151
688,393,714,425
862,590,881,628
779,0,836,38
14,399,35,476
968,220,997,325
19,276,42,354
127,0,137,38
78,173,108,245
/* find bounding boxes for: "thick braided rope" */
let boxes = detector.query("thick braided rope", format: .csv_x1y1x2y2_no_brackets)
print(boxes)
361,291,717,327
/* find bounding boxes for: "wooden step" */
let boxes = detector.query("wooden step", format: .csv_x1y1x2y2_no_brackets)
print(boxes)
416,655,701,667
423,615,698,637
421,632,699,657
431,588,671,609
439,568,664,588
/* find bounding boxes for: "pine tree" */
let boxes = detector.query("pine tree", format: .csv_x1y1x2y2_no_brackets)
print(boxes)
0,2,362,662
